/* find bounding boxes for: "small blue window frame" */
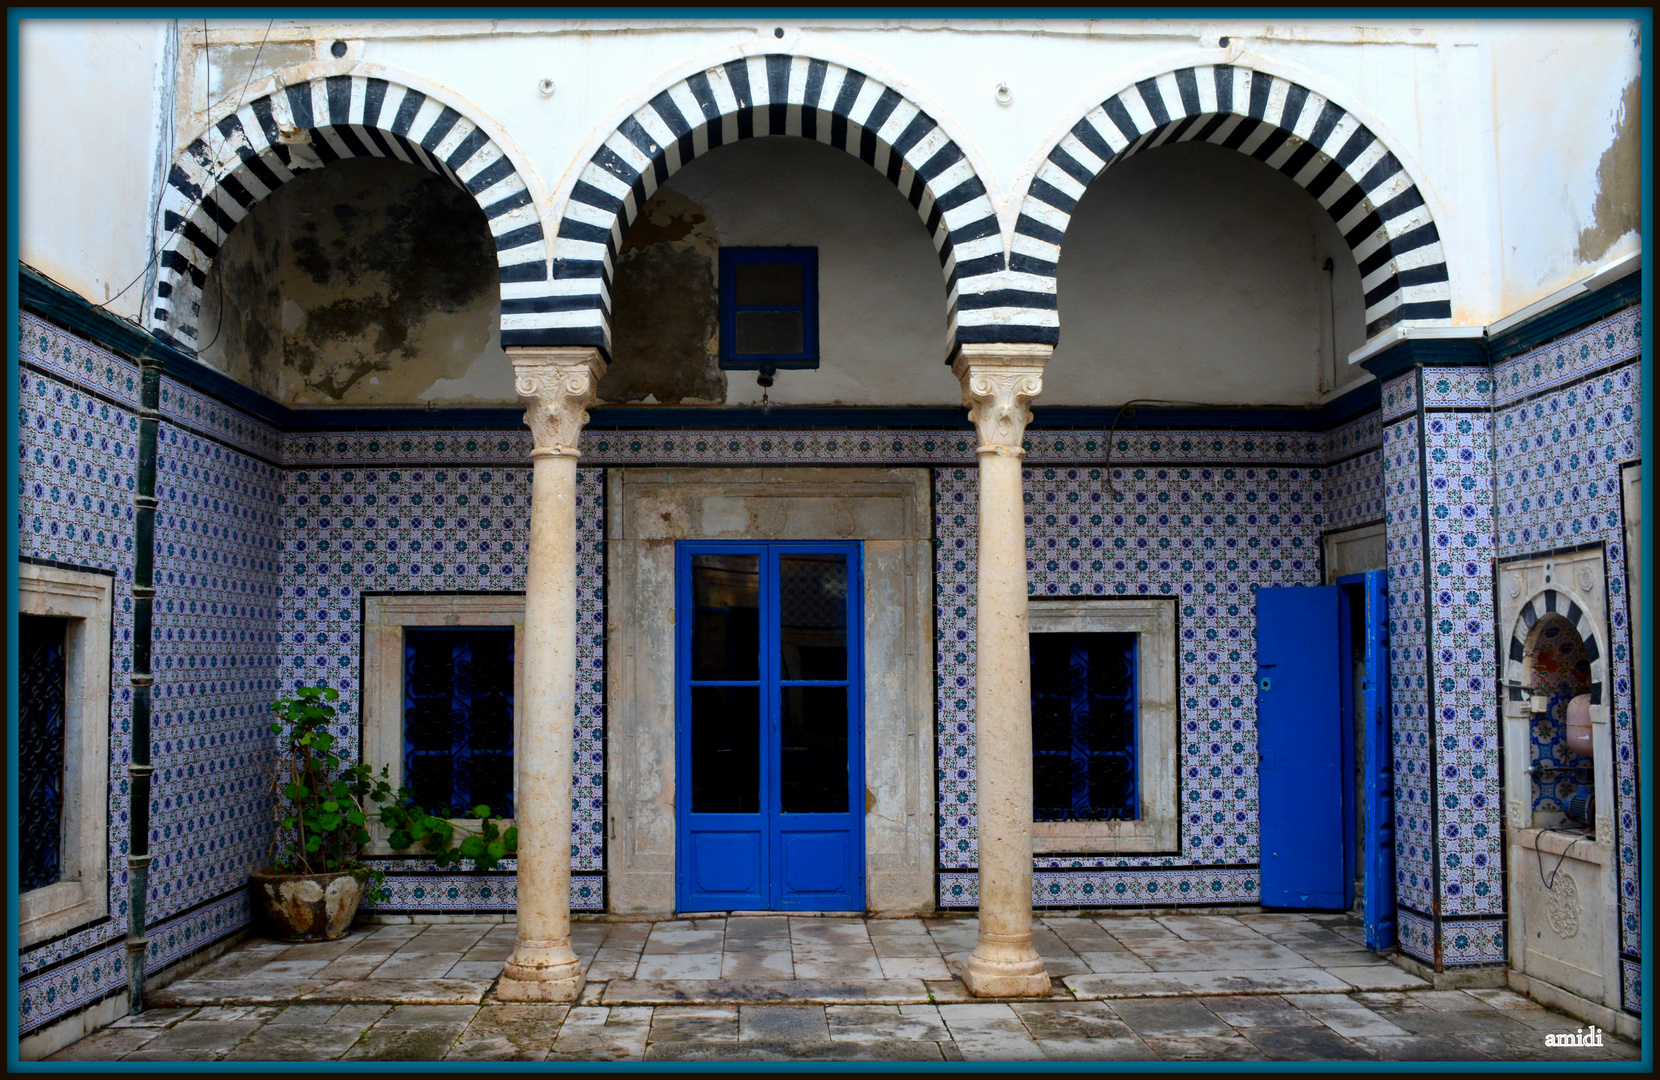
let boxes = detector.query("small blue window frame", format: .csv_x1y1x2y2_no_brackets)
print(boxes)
718,247,819,370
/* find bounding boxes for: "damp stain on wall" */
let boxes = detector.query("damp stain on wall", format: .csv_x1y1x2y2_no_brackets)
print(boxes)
1577,76,1642,263
598,186,727,405
198,155,512,405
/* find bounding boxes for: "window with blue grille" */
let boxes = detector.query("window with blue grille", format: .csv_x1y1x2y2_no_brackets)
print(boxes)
719,247,819,369
403,627,515,818
1030,631,1138,821
20,615,69,892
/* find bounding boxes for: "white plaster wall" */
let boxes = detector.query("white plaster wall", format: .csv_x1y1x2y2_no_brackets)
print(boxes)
18,18,1642,340
1047,140,1367,407
1487,20,1643,313
18,19,169,322
661,137,957,407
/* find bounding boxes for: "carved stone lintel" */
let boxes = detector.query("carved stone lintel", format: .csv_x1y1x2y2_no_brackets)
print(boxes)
509,346,608,456
952,344,1052,453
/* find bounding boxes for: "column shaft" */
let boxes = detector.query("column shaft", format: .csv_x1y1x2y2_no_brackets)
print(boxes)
499,346,604,1002
955,345,1052,999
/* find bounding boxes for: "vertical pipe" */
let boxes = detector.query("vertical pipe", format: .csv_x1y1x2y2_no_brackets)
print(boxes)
127,353,163,1011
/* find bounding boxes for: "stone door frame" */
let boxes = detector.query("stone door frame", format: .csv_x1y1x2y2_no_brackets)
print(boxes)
605,466,935,915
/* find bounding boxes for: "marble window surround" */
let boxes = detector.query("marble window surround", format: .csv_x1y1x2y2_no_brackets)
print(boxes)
18,561,113,949
361,592,526,854
1026,598,1178,855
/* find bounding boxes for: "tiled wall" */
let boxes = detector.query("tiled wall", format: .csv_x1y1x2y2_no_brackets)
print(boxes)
935,454,1342,908
1491,305,1642,1014
275,457,607,912
16,314,264,1037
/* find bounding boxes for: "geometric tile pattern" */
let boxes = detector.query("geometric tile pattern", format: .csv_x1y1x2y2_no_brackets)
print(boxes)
1419,408,1502,918
287,428,1336,469
1492,304,1642,1014
278,463,607,876
1382,414,1436,918
939,867,1263,909
1492,306,1643,406
1381,371,1419,423
934,460,1325,906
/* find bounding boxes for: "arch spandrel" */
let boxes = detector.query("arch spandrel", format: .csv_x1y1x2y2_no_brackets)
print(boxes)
150,72,558,355
549,54,1058,354
1018,63,1454,342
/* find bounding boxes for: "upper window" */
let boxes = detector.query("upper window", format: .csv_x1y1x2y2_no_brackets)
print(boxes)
719,247,819,369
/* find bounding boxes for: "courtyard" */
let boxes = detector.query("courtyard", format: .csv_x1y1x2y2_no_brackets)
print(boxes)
46,912,1640,1062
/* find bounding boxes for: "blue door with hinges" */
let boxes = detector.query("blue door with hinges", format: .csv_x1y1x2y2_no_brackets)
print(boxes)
676,541,864,912
1347,570,1396,949
1256,586,1352,909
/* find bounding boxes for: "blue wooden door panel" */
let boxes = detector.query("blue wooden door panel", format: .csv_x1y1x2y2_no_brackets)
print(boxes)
1360,569,1397,949
677,541,864,913
1257,586,1348,909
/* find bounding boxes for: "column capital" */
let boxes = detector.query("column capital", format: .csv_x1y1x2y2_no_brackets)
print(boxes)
509,346,607,457
952,344,1051,453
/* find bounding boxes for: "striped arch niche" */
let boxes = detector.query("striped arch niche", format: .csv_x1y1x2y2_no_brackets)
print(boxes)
150,74,559,354
1018,65,1454,339
1506,588,1608,707
548,54,1053,352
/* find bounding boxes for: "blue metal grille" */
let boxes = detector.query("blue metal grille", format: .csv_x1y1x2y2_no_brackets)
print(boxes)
403,627,515,818
1031,631,1137,821
20,615,69,891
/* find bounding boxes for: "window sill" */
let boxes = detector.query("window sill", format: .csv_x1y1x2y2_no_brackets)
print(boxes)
20,879,103,949
1032,819,1178,855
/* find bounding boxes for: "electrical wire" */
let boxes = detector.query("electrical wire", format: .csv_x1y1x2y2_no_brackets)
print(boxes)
94,18,276,327
1536,825,1592,890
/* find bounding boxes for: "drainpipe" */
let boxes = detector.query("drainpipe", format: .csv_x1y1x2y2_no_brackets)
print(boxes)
126,349,164,1011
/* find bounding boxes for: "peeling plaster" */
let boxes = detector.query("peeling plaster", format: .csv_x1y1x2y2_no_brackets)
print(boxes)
197,156,512,406
1576,77,1641,264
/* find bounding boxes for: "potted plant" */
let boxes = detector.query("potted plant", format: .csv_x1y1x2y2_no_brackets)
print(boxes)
252,684,518,941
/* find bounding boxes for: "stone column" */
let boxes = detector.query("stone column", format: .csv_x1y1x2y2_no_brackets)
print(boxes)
955,343,1052,998
498,346,605,1002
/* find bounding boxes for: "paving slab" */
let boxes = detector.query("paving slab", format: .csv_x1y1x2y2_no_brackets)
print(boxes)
602,978,932,1005
650,1004,738,1042
1144,1034,1269,1061
1067,967,1353,999
740,1004,829,1042
1326,964,1433,990
303,977,492,1004
546,1005,651,1060
1201,994,1323,1028
45,1029,164,1060
938,1003,1044,1060
1109,998,1233,1038
1354,1034,1496,1060
221,1024,367,1061
1241,1024,1374,1060
443,1004,568,1061
825,1004,949,1044
133,1018,264,1052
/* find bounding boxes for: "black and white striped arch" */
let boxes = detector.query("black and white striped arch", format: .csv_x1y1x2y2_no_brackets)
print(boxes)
1018,65,1454,339
150,75,556,354
548,54,1050,351
1506,588,1607,707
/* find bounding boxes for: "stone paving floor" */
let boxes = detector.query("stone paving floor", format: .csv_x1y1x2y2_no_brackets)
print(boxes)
47,912,1642,1062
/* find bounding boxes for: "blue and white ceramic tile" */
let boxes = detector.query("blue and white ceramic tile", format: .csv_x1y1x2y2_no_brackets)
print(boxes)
1381,372,1419,424
1493,307,1642,407
939,867,1261,909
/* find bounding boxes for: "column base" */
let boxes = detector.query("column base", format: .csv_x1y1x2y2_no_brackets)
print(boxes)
496,942,586,1002
962,944,1052,998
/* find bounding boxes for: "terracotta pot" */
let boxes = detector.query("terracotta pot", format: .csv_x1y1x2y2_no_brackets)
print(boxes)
249,867,368,942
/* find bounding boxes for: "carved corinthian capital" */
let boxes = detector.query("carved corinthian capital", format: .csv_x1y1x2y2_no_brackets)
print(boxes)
510,347,608,456
952,344,1052,452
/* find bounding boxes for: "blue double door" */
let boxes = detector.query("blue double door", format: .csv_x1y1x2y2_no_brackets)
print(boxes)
675,542,865,912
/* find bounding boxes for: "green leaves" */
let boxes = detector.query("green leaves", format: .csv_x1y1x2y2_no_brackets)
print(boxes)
269,682,511,882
